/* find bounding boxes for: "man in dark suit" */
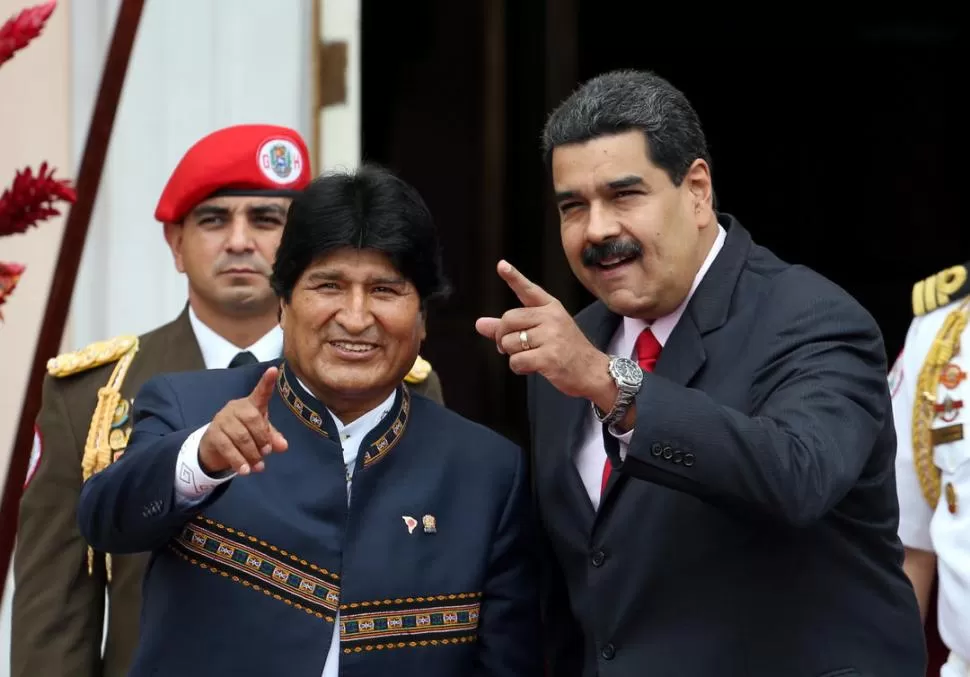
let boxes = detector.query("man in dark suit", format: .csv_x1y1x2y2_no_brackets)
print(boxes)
76,165,540,676
12,125,444,677
476,69,926,676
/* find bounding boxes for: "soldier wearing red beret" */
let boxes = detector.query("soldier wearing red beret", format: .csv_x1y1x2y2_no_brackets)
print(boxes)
11,124,445,677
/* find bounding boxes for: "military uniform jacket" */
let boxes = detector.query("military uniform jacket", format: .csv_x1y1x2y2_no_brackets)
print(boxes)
892,262,970,662
12,308,446,677
12,309,206,677
75,360,540,677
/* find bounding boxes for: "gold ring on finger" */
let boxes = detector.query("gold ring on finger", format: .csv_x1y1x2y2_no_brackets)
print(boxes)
519,330,531,351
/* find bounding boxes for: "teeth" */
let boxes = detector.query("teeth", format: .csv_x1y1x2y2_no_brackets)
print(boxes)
333,342,375,353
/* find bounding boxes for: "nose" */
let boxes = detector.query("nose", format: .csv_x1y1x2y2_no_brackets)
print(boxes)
585,200,622,244
335,287,374,335
225,214,256,253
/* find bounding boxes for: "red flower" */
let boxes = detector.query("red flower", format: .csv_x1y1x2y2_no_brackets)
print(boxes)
0,1,56,68
0,162,76,238
0,2,71,322
0,261,26,320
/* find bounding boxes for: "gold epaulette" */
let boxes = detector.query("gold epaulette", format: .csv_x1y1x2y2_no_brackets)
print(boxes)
46,335,139,377
912,263,970,317
404,355,432,384
75,335,140,582
912,298,970,507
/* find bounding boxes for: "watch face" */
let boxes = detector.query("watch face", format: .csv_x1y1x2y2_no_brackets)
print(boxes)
611,357,643,387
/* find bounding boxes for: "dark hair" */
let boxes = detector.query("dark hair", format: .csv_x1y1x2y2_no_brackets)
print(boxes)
542,69,712,186
271,164,451,304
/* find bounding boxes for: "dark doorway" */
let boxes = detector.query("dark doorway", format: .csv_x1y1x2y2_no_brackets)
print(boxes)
574,6,967,362
362,2,967,445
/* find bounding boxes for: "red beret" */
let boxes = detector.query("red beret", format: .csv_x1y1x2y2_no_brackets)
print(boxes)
154,124,312,223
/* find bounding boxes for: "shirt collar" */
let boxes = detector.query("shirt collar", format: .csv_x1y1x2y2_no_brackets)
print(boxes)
294,374,396,436
187,305,283,369
612,222,727,357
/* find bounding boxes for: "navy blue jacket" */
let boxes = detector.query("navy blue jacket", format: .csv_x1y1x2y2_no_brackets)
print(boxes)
77,360,541,677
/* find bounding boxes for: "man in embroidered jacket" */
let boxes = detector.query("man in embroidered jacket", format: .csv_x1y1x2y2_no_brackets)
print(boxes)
76,166,541,676
12,125,445,677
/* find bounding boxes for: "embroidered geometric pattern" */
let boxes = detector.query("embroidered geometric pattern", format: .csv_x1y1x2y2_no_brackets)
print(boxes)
277,363,411,467
362,387,410,468
169,516,340,621
278,368,330,438
340,592,481,653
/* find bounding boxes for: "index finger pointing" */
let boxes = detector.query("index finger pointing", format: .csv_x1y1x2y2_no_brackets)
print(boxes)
248,366,279,412
497,260,556,308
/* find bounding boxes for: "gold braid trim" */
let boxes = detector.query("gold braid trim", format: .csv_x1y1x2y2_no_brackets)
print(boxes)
913,264,970,317
47,335,138,377
403,355,431,384
82,338,139,581
912,299,970,507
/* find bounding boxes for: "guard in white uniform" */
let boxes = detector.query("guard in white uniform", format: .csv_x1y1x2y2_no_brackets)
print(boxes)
893,261,970,677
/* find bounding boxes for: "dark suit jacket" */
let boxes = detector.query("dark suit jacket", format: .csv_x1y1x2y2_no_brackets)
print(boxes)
13,308,447,677
529,214,926,677
76,360,539,677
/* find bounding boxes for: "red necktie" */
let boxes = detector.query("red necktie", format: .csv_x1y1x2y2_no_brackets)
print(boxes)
600,328,662,494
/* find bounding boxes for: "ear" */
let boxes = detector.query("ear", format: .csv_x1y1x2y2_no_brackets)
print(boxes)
163,222,186,273
278,298,289,331
684,159,713,213
417,310,427,342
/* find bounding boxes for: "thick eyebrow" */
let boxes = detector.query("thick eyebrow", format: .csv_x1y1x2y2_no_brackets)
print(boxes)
369,276,408,286
189,203,288,220
248,204,287,219
555,175,645,203
607,175,645,190
189,205,229,219
305,270,408,286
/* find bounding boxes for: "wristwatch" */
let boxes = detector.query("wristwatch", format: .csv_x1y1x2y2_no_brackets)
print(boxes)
591,356,644,426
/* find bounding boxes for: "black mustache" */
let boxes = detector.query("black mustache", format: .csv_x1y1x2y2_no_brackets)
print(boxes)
581,239,643,267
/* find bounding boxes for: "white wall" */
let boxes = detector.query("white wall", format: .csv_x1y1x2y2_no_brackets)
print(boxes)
318,0,361,172
67,0,314,350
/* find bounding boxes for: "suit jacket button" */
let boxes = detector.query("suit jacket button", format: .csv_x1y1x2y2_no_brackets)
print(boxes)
601,643,615,660
662,446,673,460
650,443,662,456
684,452,695,467
591,550,606,567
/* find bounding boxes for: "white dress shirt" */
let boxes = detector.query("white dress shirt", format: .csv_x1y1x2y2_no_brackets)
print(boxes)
172,306,284,499
575,224,727,509
187,305,283,370
173,365,396,677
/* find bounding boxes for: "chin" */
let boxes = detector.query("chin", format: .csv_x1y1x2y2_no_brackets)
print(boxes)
600,289,658,320
315,364,389,397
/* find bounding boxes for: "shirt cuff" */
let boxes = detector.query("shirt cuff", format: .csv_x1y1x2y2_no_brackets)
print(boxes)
607,425,634,460
174,423,235,508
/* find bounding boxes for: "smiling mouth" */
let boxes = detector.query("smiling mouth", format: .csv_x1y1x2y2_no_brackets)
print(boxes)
593,254,638,270
330,341,379,355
